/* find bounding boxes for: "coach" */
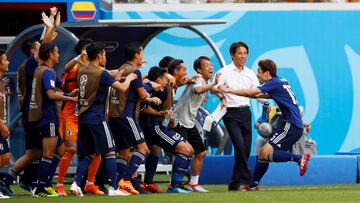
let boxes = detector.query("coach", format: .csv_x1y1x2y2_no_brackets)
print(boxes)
213,41,262,191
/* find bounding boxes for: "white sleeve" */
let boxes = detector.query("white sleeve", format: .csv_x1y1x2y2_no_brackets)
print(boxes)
250,70,260,88
213,69,226,89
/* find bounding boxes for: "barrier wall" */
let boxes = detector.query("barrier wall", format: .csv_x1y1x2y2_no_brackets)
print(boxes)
102,5,360,155
199,155,359,185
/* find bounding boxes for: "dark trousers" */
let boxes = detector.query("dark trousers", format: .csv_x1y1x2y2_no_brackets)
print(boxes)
223,107,252,189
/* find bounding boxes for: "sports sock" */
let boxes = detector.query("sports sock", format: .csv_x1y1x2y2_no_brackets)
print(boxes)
190,175,199,185
124,151,146,181
48,153,62,185
3,169,18,186
104,154,117,189
30,160,40,189
57,152,75,184
36,157,53,191
271,150,301,162
170,154,190,188
250,157,269,188
87,155,101,183
74,156,92,186
144,153,159,184
116,158,127,182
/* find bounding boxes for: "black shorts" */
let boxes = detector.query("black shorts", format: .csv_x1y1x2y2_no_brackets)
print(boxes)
269,121,303,151
23,118,42,150
109,117,145,151
0,134,9,154
173,124,206,154
78,122,116,156
147,124,185,153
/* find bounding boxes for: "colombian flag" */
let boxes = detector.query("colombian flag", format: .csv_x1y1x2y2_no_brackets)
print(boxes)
71,1,96,20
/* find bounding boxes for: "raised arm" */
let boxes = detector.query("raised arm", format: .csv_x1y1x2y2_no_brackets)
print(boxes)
194,72,221,94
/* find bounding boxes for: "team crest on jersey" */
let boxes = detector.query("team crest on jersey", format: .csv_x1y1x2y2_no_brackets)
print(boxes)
66,130,72,136
172,133,182,141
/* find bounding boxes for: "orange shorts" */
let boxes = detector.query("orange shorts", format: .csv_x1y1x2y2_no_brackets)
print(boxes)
59,120,78,147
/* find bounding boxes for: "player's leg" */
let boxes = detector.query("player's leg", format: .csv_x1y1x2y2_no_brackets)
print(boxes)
94,121,128,196
84,155,104,195
117,117,148,195
181,126,208,192
56,120,77,195
142,145,163,193
34,123,59,197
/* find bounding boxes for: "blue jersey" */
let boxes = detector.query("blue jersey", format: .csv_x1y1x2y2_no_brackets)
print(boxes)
37,69,59,127
23,54,38,117
121,70,143,118
258,77,303,128
79,70,116,124
140,83,168,125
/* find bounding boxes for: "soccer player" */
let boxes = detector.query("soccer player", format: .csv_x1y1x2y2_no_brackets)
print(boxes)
219,59,311,190
0,10,60,197
17,37,41,191
141,56,175,193
109,42,159,195
29,41,78,197
173,56,220,192
69,42,136,196
56,39,104,195
0,50,10,199
140,66,194,193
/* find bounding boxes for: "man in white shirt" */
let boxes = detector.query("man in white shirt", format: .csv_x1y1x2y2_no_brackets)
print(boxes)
213,41,260,191
173,56,220,192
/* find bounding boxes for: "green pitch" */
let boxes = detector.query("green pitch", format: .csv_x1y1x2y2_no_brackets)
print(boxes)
3,184,360,203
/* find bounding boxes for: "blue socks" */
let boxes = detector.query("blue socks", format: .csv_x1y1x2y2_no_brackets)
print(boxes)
3,169,18,186
144,153,159,184
74,156,92,186
36,157,53,191
272,150,301,163
104,154,118,189
124,151,146,181
250,157,269,188
116,158,128,182
48,153,62,185
170,154,191,188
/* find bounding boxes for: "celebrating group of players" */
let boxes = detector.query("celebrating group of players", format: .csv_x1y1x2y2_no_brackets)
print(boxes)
0,6,311,199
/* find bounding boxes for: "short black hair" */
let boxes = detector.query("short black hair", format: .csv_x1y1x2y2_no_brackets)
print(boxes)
124,42,142,61
86,42,106,61
193,56,210,73
159,56,175,68
21,38,37,57
75,39,93,55
38,42,57,61
168,59,184,75
229,41,249,56
148,66,167,82
258,59,277,77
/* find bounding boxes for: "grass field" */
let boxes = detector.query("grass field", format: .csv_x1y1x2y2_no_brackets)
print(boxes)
3,183,360,203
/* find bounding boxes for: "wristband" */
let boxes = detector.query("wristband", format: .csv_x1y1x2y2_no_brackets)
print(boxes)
63,92,69,96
